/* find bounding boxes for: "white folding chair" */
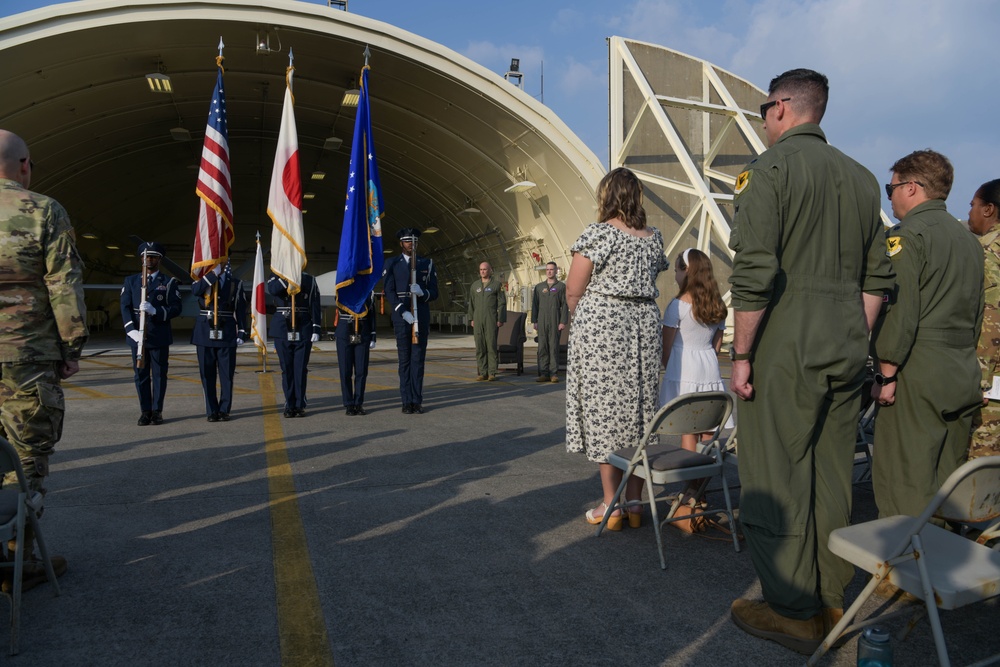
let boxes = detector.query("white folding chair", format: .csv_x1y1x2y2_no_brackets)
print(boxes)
0,436,61,655
595,392,739,570
808,456,1000,667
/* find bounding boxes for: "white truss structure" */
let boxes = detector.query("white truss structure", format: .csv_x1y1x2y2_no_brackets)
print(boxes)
609,37,768,302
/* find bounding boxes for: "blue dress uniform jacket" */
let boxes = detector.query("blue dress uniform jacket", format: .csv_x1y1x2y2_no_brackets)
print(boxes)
383,254,438,408
120,271,182,414
267,273,322,413
335,293,377,409
190,271,248,418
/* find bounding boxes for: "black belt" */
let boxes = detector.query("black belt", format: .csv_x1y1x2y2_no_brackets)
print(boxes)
276,307,309,314
200,310,234,317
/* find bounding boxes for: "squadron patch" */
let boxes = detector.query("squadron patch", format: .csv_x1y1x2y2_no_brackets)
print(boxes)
886,236,903,257
735,170,752,195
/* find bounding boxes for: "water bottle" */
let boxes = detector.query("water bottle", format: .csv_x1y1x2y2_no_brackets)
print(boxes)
857,626,893,667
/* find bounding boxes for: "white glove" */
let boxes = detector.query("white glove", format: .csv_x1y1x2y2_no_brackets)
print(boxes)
310,333,320,343
140,302,156,315
369,339,377,350
127,330,142,344
402,311,416,325
410,283,424,297
236,338,244,346
213,264,222,276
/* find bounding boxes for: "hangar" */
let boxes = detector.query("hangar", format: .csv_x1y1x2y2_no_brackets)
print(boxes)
0,0,768,321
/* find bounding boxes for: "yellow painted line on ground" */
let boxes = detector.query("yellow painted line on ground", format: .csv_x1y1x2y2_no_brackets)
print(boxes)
61,381,112,399
260,372,334,667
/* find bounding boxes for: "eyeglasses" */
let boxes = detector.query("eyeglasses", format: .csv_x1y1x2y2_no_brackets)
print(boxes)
19,157,34,170
885,181,924,199
759,97,791,119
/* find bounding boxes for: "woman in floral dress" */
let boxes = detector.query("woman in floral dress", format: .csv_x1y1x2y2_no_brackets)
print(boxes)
565,167,669,531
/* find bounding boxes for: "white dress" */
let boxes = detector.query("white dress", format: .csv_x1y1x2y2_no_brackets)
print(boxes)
658,299,734,428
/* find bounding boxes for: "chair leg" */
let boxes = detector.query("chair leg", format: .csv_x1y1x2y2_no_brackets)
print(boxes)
912,534,951,667
26,513,60,596
807,572,881,666
594,471,630,537
719,472,741,553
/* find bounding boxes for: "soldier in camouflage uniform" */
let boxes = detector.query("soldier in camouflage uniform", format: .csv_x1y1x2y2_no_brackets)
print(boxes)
0,129,86,589
967,179,1000,459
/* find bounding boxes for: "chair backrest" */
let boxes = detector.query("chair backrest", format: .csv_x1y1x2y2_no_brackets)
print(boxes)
497,311,527,349
934,457,1000,523
647,392,734,441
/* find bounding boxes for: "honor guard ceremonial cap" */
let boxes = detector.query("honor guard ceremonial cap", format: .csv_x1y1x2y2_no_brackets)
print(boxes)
397,228,422,242
137,241,165,257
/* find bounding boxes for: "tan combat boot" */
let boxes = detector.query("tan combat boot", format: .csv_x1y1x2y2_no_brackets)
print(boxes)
730,598,825,655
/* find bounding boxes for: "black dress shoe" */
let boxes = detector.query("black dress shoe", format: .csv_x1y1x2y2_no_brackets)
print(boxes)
345,406,356,416
207,413,220,423
355,406,367,416
295,409,306,418
283,409,295,418
137,412,152,426
412,404,424,414
151,411,164,425
402,404,413,414
220,413,231,421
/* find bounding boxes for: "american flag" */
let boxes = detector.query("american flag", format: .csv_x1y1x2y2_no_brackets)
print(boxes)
191,65,235,280
335,66,384,316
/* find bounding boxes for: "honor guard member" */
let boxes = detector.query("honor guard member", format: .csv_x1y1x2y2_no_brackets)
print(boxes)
383,228,438,413
191,261,248,422
468,262,507,381
267,272,321,417
726,69,895,653
531,261,568,382
335,291,377,415
121,241,182,426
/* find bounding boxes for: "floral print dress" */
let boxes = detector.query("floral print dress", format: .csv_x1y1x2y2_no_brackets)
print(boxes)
566,222,669,463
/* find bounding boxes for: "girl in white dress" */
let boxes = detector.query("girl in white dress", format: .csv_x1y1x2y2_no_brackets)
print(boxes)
659,248,732,454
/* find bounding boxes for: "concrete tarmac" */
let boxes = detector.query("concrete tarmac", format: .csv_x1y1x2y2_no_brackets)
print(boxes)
10,331,999,666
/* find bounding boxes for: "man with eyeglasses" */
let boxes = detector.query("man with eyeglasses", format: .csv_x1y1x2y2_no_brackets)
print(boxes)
727,70,895,654
0,129,87,591
872,150,982,529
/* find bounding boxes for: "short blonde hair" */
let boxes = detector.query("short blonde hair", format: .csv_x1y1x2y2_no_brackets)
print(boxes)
891,149,954,201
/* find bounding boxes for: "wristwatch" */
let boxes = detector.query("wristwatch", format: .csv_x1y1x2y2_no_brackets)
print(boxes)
729,348,752,361
873,372,897,386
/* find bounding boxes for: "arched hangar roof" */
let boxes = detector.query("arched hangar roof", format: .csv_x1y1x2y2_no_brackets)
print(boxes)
0,0,604,306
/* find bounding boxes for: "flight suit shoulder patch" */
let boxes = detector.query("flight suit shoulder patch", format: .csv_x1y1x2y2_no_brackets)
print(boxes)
735,170,752,195
886,236,903,257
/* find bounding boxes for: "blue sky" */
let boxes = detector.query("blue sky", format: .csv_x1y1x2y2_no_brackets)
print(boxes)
4,0,998,220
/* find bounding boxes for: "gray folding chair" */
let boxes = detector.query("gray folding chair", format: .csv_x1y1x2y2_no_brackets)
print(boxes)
595,392,739,570
808,456,1000,667
0,436,61,655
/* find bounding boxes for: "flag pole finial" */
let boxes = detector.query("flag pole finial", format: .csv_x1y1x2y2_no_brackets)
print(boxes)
363,45,371,66
218,37,225,57
256,230,261,242
288,48,294,68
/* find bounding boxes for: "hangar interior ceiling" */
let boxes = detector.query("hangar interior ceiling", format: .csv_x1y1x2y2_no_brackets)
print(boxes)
0,0,604,317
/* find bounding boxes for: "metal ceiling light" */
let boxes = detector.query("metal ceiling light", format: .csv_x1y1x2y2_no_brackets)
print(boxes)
504,180,536,193
311,171,326,181
303,192,316,200
460,206,480,215
145,73,172,94
324,136,342,150
81,233,98,240
424,227,439,233
341,88,360,108
170,127,191,142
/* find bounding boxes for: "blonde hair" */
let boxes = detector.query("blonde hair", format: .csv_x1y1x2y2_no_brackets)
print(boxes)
596,167,646,230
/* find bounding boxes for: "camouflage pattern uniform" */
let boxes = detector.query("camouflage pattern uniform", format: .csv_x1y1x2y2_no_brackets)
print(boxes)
970,227,1000,459
0,178,88,491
